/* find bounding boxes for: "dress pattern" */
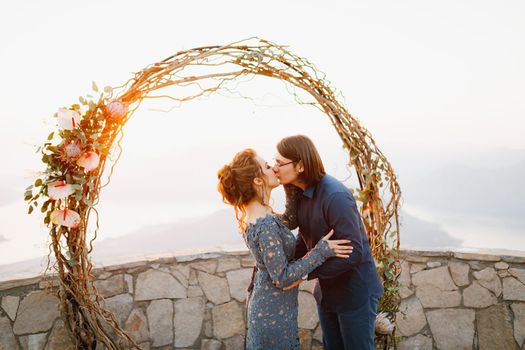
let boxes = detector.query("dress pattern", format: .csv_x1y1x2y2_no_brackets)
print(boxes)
242,214,334,349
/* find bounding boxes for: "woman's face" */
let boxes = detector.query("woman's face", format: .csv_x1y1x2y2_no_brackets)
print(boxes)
254,155,279,189
272,153,302,185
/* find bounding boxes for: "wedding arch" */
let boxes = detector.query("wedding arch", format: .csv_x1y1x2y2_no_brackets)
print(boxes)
25,37,401,349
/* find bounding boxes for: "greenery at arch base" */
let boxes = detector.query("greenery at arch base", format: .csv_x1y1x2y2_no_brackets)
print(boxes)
25,37,402,349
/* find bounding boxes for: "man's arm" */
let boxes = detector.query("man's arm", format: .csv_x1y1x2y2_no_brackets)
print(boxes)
307,191,364,280
275,184,302,230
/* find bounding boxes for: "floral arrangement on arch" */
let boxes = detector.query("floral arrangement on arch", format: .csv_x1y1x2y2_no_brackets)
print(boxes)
24,83,138,347
26,89,127,230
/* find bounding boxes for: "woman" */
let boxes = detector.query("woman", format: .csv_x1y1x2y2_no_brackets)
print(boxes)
217,148,353,349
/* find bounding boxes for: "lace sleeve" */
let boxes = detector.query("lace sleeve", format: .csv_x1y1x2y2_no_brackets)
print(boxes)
257,217,334,289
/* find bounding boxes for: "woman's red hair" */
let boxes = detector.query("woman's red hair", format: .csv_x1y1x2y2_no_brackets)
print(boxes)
217,149,267,232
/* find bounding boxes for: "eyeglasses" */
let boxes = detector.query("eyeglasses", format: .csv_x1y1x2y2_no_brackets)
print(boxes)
274,161,295,168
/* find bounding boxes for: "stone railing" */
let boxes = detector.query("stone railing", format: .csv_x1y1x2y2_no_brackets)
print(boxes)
396,250,525,350
0,249,524,349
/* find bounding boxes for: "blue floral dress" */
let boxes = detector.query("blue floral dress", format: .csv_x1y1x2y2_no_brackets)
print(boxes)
242,213,335,349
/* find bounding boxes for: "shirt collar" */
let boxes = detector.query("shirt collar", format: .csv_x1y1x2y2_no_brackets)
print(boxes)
303,184,315,199
302,175,325,199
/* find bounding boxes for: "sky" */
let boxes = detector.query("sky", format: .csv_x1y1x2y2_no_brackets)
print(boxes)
0,0,524,275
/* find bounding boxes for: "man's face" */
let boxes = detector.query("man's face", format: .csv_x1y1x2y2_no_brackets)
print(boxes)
273,153,302,185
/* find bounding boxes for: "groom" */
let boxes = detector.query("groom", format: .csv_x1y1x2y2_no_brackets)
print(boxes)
274,135,383,350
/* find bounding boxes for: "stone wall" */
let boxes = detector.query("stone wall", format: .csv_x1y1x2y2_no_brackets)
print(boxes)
0,249,524,350
397,250,525,349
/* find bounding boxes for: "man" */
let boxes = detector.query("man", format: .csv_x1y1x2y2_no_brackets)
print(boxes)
274,135,383,350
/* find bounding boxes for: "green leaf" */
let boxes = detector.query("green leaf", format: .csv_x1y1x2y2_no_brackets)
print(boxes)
82,198,94,207
103,86,112,93
92,81,99,92
28,206,34,214
24,194,32,201
34,179,43,187
73,176,86,184
66,258,78,267
47,132,54,140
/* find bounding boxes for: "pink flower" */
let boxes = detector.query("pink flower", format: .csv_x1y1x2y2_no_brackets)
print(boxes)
50,208,81,228
65,142,82,158
57,108,81,130
106,100,128,121
47,180,75,200
76,152,100,172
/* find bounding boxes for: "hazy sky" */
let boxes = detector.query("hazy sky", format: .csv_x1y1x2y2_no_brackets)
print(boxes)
1,0,524,268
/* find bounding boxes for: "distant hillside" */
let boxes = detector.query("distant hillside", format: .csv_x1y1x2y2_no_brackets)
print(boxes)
89,209,244,261
1,207,466,280
399,211,462,248
405,160,525,227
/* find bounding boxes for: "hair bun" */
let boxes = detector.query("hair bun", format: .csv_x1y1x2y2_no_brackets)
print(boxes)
217,164,239,204
216,149,264,232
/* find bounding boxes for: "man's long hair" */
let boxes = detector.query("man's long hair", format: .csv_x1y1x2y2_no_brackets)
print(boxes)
277,135,326,187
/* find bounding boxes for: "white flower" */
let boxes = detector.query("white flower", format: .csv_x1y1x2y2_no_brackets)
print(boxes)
57,108,81,130
50,208,81,228
76,152,100,172
47,180,75,200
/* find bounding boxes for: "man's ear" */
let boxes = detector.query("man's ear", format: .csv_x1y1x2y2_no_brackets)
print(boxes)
296,160,304,173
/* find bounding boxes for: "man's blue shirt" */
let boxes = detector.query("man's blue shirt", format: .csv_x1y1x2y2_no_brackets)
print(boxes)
294,174,384,311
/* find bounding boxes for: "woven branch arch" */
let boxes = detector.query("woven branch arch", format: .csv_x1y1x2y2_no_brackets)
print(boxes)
26,37,401,349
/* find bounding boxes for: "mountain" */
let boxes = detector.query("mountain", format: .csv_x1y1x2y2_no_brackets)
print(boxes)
1,207,466,281
399,211,462,248
89,209,244,262
403,160,525,228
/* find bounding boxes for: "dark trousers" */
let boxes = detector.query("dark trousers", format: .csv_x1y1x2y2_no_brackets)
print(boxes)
317,295,379,350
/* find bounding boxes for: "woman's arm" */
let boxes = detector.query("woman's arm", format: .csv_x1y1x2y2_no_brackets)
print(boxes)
257,217,335,289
